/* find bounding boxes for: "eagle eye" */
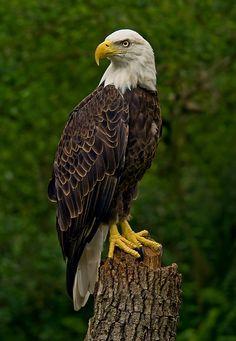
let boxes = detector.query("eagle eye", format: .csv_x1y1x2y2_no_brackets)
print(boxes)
122,40,130,48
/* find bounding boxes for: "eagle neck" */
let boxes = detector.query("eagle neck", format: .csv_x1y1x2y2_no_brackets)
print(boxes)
99,58,156,94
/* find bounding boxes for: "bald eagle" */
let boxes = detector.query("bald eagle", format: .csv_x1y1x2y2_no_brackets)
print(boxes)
48,29,162,310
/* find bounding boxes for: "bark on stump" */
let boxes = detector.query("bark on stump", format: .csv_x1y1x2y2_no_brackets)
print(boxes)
85,246,181,341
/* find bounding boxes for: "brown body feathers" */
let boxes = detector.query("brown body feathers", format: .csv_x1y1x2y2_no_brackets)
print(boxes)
48,84,161,298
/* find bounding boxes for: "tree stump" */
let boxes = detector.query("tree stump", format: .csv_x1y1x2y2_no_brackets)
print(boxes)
85,246,181,341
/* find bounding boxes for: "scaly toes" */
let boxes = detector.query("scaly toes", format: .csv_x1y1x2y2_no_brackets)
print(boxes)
122,232,142,248
108,238,140,258
113,234,137,250
136,234,162,252
121,221,142,248
108,224,141,259
136,230,149,238
121,220,162,253
109,222,162,258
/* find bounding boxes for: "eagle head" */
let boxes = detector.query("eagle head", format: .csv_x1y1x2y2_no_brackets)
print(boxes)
95,29,156,93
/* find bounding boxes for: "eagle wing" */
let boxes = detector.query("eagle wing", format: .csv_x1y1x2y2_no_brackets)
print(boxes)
48,85,129,297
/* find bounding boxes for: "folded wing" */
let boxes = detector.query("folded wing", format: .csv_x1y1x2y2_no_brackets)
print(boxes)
48,85,129,298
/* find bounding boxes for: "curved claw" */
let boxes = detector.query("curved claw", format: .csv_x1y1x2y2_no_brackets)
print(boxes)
135,247,144,261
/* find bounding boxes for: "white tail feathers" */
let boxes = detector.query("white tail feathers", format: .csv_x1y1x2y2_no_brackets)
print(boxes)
73,225,108,311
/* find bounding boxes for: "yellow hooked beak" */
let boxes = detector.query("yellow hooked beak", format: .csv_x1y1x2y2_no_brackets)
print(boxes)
95,40,120,65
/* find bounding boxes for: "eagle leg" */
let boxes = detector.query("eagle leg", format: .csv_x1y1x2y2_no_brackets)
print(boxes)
121,220,162,252
108,224,141,258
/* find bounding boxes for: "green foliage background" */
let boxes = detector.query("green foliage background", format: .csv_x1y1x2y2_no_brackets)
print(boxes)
1,1,235,340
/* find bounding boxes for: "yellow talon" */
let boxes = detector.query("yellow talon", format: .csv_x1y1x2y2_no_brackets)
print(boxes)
121,220,162,252
136,235,161,250
108,224,140,258
136,230,149,237
108,221,162,258
121,220,142,248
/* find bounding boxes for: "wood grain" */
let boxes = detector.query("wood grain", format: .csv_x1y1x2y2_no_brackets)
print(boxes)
85,246,181,341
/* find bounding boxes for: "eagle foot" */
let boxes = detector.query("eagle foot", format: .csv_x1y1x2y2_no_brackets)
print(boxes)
108,224,141,258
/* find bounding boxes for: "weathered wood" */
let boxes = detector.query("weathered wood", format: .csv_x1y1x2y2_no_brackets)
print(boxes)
85,246,181,341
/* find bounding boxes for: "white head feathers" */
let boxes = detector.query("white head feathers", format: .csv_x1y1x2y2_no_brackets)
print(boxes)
98,29,157,93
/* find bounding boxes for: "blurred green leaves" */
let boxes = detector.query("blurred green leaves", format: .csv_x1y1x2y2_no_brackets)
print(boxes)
0,0,236,340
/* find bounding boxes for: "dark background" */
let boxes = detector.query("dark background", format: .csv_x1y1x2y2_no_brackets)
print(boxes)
1,1,235,340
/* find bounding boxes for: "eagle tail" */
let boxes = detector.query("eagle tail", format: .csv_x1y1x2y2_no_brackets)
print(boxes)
72,225,108,311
